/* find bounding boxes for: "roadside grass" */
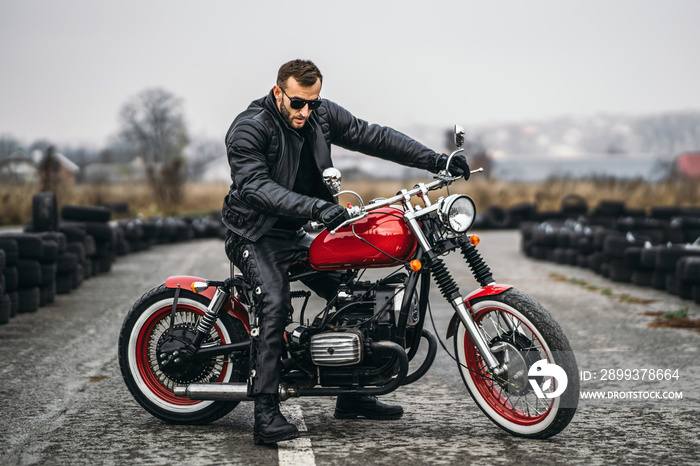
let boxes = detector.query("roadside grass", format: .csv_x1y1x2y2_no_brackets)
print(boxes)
1,176,699,226
342,176,700,214
644,308,700,331
550,273,699,332
0,181,231,226
548,272,658,304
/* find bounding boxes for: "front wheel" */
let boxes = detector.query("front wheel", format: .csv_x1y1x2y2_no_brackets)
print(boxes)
118,284,249,424
454,288,579,439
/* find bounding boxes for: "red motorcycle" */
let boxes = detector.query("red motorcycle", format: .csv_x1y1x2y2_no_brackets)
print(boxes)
118,126,579,439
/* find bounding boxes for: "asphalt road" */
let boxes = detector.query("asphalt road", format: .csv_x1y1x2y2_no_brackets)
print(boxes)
0,231,698,465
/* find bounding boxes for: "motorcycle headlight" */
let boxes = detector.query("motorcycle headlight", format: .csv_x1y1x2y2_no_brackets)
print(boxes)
439,195,476,233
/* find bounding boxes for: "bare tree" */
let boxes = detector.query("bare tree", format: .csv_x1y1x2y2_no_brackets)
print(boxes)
118,88,189,164
117,88,190,211
185,136,225,181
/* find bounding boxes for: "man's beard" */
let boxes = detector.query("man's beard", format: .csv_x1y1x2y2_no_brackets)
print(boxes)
280,100,305,128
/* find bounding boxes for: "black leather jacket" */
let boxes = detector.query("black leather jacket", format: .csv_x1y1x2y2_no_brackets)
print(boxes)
222,90,441,241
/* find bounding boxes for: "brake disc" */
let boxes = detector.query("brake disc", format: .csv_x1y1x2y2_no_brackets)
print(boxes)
489,332,541,396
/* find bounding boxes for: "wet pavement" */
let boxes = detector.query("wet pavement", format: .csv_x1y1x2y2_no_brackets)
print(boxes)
1,231,698,465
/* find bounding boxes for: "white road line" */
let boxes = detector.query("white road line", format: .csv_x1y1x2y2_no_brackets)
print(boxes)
278,404,316,466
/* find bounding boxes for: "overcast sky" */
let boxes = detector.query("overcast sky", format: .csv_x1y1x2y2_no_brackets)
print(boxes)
1,0,698,148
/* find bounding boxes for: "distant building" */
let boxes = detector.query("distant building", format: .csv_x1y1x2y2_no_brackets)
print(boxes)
0,148,79,184
33,149,79,184
0,150,38,183
83,157,149,183
675,152,700,179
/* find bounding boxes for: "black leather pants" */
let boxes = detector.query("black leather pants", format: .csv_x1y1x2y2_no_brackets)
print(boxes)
225,228,340,395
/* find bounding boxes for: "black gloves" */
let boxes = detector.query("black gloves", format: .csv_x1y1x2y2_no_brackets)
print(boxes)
429,153,471,180
312,201,350,231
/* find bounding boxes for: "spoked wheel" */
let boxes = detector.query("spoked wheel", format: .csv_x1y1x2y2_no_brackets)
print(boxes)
118,284,249,424
454,288,579,438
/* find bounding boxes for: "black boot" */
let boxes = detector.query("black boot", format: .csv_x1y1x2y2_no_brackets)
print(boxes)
253,394,300,444
334,394,404,420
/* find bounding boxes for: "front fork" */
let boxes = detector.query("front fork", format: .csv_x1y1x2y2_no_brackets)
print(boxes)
449,297,502,374
413,226,504,376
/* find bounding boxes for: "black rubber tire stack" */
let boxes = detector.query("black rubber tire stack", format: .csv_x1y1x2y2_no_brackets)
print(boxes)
476,206,512,230
118,219,148,253
0,248,11,324
520,221,558,261
559,194,588,219
677,257,700,304
655,246,700,299
56,224,85,293
187,213,226,240
0,192,229,326
141,219,161,249
0,238,19,321
32,191,59,232
114,224,131,256
36,232,64,306
1,233,43,314
60,205,116,276
520,199,700,304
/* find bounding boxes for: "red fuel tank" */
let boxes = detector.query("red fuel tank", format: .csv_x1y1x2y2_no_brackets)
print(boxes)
309,206,418,270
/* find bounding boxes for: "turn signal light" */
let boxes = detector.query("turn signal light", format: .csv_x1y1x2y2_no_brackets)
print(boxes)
469,235,480,246
191,281,208,293
410,259,422,271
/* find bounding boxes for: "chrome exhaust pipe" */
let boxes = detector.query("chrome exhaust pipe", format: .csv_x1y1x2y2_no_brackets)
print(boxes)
173,383,251,401
173,383,297,401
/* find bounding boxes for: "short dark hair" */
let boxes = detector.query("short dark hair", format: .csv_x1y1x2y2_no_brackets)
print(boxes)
277,59,323,89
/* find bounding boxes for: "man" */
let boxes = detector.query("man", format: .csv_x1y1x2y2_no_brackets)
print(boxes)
222,59,470,444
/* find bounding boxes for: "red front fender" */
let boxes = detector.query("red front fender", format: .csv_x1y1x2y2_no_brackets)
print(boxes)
445,284,513,339
164,275,250,333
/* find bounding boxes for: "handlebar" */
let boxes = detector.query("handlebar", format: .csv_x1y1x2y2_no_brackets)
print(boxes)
326,147,484,234
363,177,452,212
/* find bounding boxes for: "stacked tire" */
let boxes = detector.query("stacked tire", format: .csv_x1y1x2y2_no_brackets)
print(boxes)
678,257,700,304
521,200,700,304
118,219,149,253
55,224,86,294
0,242,16,324
0,192,229,326
0,193,63,323
37,232,64,305
1,234,44,314
60,205,116,276
187,212,227,240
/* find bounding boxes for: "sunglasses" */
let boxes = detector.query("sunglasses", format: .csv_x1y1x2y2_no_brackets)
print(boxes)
281,88,322,110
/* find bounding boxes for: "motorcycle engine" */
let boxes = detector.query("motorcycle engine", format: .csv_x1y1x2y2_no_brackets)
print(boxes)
292,277,419,368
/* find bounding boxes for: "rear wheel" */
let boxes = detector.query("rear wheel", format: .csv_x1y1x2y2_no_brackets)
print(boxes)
454,288,578,438
118,284,249,424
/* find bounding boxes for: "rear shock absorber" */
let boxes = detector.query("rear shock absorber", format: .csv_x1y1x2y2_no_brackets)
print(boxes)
460,240,494,287
192,286,230,348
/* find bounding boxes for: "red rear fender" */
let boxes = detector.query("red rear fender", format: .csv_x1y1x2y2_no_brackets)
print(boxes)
164,276,250,333
445,284,513,339
165,275,213,297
